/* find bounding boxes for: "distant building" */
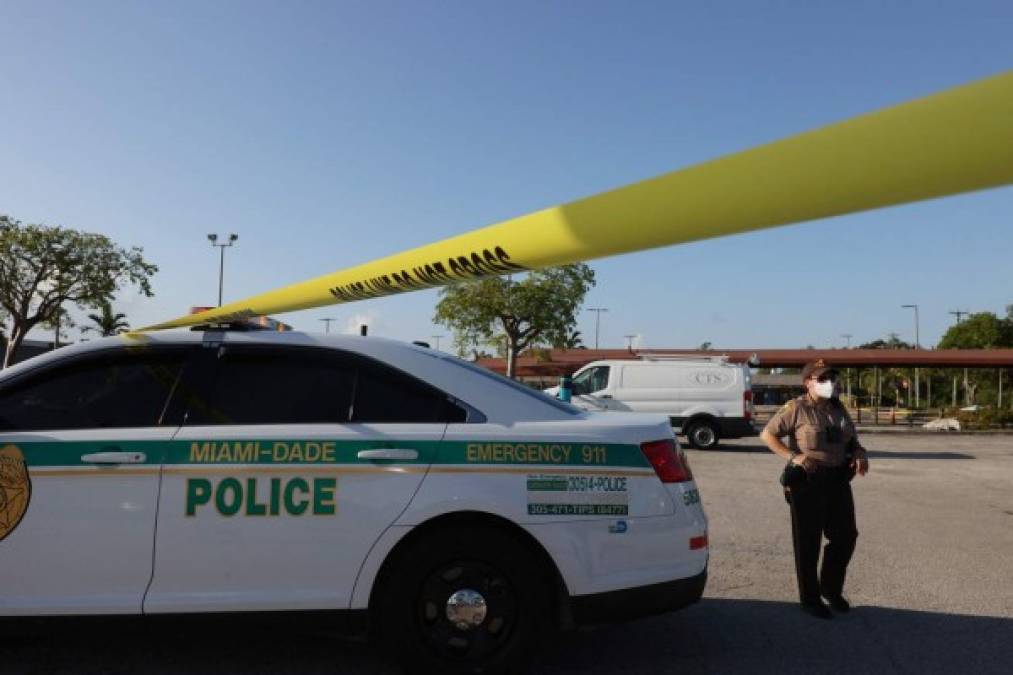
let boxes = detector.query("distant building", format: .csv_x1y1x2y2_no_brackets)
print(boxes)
0,338,58,367
751,373,805,406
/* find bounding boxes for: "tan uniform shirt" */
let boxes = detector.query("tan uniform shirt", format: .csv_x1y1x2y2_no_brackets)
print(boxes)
764,395,865,467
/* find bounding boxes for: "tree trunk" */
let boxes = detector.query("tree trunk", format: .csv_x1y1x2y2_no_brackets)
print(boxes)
3,325,25,369
506,341,517,379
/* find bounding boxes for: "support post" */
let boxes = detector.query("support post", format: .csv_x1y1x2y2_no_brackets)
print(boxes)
855,367,862,423
875,366,881,425
915,367,920,409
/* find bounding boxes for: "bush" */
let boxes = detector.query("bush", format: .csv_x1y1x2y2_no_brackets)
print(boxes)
953,407,1013,429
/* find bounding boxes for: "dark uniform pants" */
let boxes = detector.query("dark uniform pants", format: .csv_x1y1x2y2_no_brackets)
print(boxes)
787,467,858,603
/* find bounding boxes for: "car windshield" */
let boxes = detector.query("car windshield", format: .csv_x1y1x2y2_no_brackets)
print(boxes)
436,354,581,415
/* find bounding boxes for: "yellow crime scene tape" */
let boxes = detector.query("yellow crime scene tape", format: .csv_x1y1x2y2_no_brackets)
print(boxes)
143,71,1013,331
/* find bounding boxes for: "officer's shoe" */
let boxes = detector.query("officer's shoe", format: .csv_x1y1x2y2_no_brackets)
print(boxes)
822,593,851,613
799,600,833,620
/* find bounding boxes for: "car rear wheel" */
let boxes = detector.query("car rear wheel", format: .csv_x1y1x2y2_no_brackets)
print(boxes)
686,420,719,450
373,525,553,675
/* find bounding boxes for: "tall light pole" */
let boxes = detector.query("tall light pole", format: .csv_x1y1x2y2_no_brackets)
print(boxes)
587,307,608,350
319,318,336,334
208,233,239,307
902,304,920,408
624,334,637,351
431,335,444,351
901,304,920,348
841,333,853,348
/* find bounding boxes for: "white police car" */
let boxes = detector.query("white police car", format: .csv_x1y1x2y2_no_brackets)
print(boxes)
0,330,707,674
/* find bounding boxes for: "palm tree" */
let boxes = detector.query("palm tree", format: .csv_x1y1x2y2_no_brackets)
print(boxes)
554,330,585,350
82,302,130,337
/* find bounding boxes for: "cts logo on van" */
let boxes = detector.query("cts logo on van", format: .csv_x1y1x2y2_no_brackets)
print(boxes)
693,372,728,385
0,445,31,543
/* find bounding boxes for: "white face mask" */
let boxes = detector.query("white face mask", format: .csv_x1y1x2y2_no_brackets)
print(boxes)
813,380,835,399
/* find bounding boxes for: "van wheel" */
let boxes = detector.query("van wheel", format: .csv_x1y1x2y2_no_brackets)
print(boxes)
373,526,552,675
686,421,719,449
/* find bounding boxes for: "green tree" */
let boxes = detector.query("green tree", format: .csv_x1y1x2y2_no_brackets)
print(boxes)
0,216,156,367
936,311,1013,407
938,311,1013,349
859,335,915,350
434,264,595,378
82,301,131,337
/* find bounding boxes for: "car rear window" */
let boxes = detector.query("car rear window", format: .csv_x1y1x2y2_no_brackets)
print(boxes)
352,357,467,423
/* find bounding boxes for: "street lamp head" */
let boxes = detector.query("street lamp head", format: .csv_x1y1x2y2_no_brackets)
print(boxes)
207,233,218,243
229,233,239,243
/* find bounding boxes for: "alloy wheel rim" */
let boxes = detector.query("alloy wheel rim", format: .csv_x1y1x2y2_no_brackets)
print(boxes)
416,559,517,662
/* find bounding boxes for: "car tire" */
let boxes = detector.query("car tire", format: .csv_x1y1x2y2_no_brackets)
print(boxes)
686,420,720,450
373,525,553,675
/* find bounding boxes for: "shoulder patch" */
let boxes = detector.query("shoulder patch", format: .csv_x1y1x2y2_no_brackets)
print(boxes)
779,400,796,413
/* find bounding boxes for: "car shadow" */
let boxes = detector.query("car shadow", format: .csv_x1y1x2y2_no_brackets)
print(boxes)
0,613,397,675
536,598,1013,675
4,598,1009,675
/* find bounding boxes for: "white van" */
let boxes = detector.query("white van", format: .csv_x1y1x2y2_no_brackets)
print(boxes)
550,355,755,449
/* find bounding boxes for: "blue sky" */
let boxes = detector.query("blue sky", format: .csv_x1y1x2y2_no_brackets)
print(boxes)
1,1,1010,350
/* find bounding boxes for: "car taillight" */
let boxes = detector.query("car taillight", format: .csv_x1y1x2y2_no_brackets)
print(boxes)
640,439,693,483
744,390,753,422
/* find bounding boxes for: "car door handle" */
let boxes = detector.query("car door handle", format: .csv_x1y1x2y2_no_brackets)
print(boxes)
356,449,419,461
81,451,147,464
599,394,613,399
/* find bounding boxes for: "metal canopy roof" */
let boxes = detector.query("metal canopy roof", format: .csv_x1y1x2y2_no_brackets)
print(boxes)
476,348,1013,377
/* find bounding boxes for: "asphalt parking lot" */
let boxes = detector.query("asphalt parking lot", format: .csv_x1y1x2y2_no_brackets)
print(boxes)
4,433,1012,674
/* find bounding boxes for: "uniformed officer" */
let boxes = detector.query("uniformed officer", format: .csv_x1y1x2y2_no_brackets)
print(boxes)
759,360,869,619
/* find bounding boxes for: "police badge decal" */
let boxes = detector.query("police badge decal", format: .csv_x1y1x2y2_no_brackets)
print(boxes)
0,444,31,542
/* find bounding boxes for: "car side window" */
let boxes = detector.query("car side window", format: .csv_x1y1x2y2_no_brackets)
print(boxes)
0,350,186,431
179,347,356,426
178,346,466,426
